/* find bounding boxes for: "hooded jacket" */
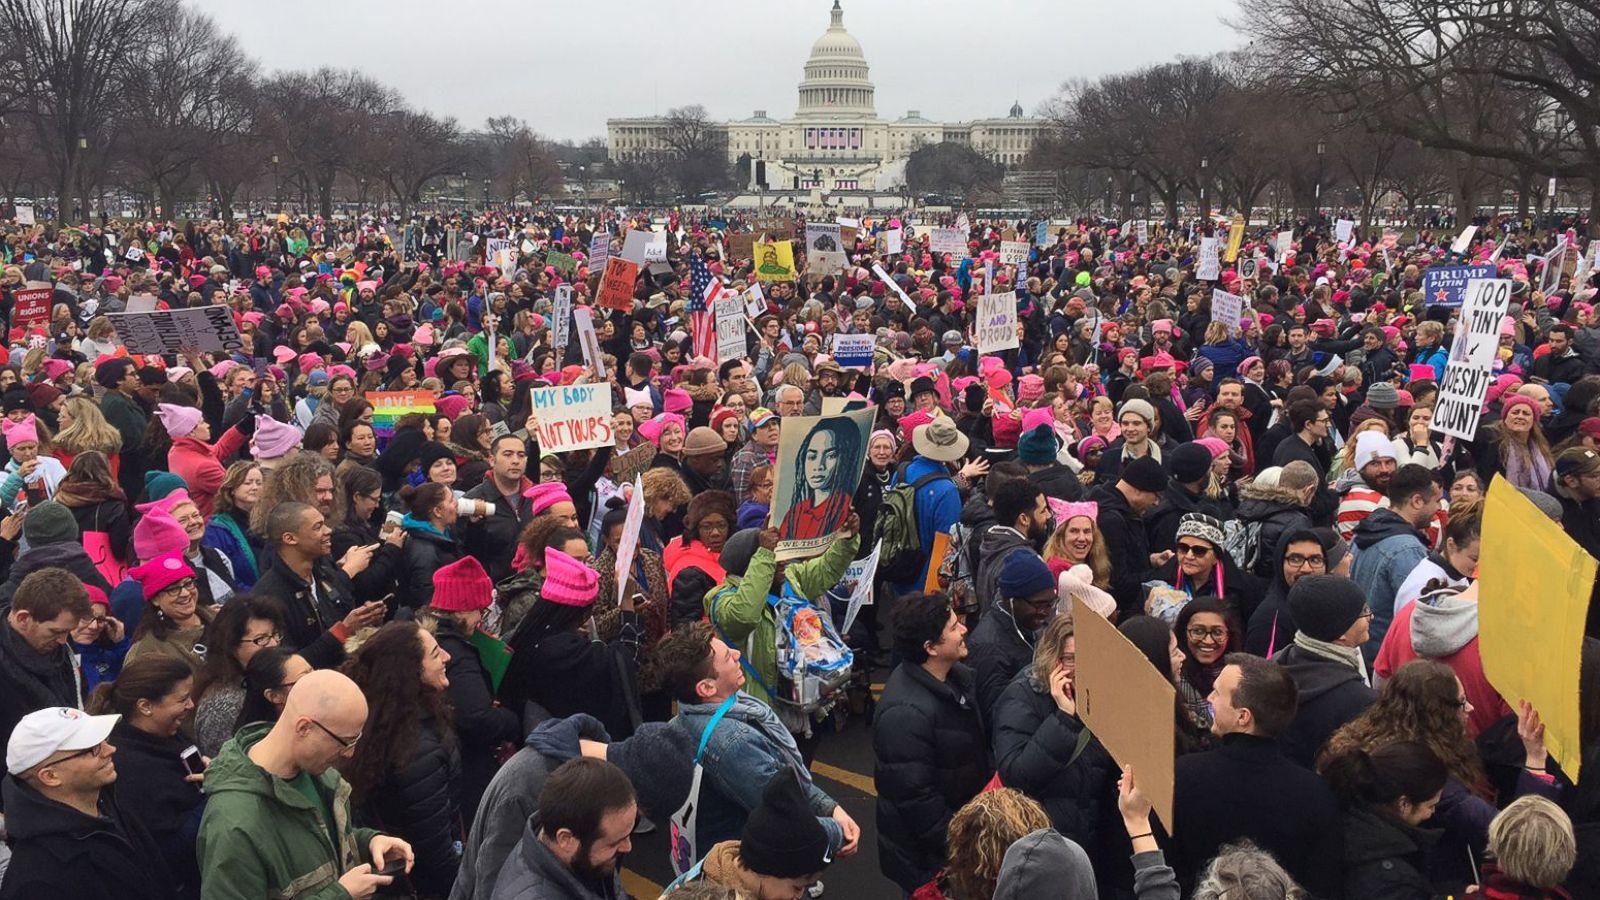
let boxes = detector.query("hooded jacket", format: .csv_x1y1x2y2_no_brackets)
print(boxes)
1374,585,1510,737
1350,508,1430,658
1144,482,1228,555
0,610,86,758
966,598,1036,721
0,775,172,900
1085,482,1153,618
974,524,1035,617
489,815,623,900
1230,480,1314,580
992,828,1101,900
196,722,381,900
0,541,114,608
1272,644,1378,769
1244,528,1328,656
991,668,1118,849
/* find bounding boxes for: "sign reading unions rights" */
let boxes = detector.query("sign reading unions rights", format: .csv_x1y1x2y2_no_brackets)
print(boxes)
527,384,615,453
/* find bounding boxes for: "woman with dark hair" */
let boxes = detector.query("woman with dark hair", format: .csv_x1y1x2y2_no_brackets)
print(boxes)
338,418,379,469
310,374,359,428
88,655,205,900
1118,615,1210,754
1173,598,1239,703
777,416,865,541
191,595,286,757
1321,741,1450,899
1148,513,1258,616
126,552,214,674
340,620,463,897
375,423,429,496
331,463,404,603
233,647,310,735
300,420,339,462
52,449,133,576
201,461,264,591
593,502,669,645
446,413,492,488
395,481,464,611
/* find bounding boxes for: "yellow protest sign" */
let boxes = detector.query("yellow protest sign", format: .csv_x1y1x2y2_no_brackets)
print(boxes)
1224,215,1246,262
753,239,796,283
1479,477,1597,781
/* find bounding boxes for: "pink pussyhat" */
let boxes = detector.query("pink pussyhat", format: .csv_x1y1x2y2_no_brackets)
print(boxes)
541,548,598,607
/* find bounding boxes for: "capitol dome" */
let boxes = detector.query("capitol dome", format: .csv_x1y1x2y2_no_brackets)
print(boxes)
796,1,876,120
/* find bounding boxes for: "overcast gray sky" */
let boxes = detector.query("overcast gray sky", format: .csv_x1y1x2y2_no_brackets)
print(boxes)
203,0,1242,141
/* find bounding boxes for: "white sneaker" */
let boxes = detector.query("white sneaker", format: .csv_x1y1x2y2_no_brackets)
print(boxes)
806,880,824,897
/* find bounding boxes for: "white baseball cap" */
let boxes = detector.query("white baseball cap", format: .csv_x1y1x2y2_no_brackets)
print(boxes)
7,707,119,775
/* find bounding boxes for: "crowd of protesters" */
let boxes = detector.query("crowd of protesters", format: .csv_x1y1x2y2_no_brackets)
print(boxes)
0,202,1594,900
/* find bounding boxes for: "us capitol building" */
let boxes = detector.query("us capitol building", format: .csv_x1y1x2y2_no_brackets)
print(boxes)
605,1,1043,202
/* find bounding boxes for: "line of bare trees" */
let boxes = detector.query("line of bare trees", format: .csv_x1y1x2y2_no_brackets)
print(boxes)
1028,0,1600,226
0,0,609,223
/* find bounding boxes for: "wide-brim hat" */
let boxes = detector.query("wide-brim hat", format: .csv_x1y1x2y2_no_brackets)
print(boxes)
912,416,969,462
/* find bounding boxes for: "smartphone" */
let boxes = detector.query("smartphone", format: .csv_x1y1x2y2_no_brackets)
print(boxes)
180,745,204,776
377,856,406,877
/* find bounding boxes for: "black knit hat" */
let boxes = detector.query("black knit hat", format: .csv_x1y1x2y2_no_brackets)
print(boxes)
1120,456,1168,495
1,388,32,415
416,441,456,478
1168,442,1213,484
739,770,831,879
1287,574,1368,642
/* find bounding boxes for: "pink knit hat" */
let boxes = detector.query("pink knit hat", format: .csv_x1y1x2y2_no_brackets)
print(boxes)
1021,406,1056,434
253,415,302,459
431,556,494,612
136,489,194,518
132,508,189,561
523,481,574,516
130,550,194,601
662,388,692,415
0,414,37,447
435,394,470,421
541,548,598,607
155,403,202,439
1018,374,1045,403
1196,437,1230,459
638,413,686,447
39,359,71,381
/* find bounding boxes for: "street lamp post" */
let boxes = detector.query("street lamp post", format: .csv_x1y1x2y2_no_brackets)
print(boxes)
1104,175,1112,218
271,155,280,212
482,177,491,211
1315,141,1326,218
1199,156,1209,222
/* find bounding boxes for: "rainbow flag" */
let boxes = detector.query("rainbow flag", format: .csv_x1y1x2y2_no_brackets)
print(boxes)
367,390,435,441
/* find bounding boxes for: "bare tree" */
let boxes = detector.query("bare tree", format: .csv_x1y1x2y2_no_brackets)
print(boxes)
905,142,1004,203
369,109,465,216
659,105,730,200
258,67,398,218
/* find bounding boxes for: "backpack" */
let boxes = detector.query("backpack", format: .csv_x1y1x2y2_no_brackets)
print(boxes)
1222,517,1265,574
706,583,854,717
876,464,950,584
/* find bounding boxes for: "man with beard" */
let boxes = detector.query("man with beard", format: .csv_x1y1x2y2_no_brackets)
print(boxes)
974,480,1051,612
1334,431,1398,540
489,757,637,900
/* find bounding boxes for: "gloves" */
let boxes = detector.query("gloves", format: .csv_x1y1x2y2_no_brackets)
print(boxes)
235,414,257,437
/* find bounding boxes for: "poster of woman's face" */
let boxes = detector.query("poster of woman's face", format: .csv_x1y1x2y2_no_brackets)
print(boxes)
770,405,875,560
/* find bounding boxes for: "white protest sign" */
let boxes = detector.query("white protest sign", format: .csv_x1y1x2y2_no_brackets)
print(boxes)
1196,237,1221,281
1450,225,1479,256
614,475,645,609
573,306,606,379
1236,257,1260,281
805,223,848,273
832,333,874,369
485,238,514,273
552,285,573,352
929,228,967,256
871,264,912,305
14,205,34,226
1335,219,1355,245
1540,238,1568,297
714,297,746,363
976,293,1019,353
588,231,610,272
998,241,1029,267
1433,278,1513,440
884,228,903,256
527,383,615,453
108,305,244,355
621,229,666,264
744,283,766,319
1210,289,1245,337
834,540,882,635
1135,220,1150,246
1276,230,1294,263
954,212,970,231
836,216,860,230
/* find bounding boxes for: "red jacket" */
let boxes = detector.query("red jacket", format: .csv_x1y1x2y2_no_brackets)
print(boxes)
165,426,247,517
1374,599,1509,738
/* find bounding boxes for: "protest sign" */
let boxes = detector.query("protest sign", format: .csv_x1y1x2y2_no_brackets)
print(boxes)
1224,216,1246,262
805,223,848,273
1480,479,1596,781
485,238,514,273
596,257,639,311
551,285,573,352
976,293,1019,354
367,391,436,439
832,333,874,369
871,264,912,305
744,283,767,319
1540,239,1568,297
998,240,1029,267
615,474,646,609
1421,264,1497,308
1236,256,1260,281
573,307,606,379
1335,219,1355,245
831,540,882,635
883,228,903,256
1276,230,1294,263
753,239,796,282
770,406,875,561
1210,289,1245,337
546,250,578,275
1195,237,1220,281
754,217,796,241
12,282,51,329
714,297,746,363
1432,278,1512,440
1035,220,1050,246
1135,220,1150,246
108,305,244,355
621,229,666,265
14,205,34,226
929,227,967,256
1074,596,1175,827
527,384,615,453
588,231,610,272
1450,225,1479,255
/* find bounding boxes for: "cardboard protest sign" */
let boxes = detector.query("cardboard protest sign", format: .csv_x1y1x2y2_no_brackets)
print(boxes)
714,297,746,363
832,333,874,369
621,229,667,265
976,293,1019,354
573,307,606,379
367,391,435,439
551,286,573,352
929,228,967,256
588,231,610,273
769,405,875,561
1421,264,1497,308
1224,216,1246,262
527,383,615,453
1073,596,1176,827
614,474,646,609
596,257,639,312
805,223,848,273
12,282,51,329
998,241,1029,267
14,205,34,226
108,305,244,355
1195,237,1221,281
1479,478,1597,781
1433,278,1512,440
1210,289,1245,337
753,239,796,283
830,540,882,635
754,217,796,240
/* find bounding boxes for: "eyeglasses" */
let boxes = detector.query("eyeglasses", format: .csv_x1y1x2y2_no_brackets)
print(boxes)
310,719,361,750
161,579,198,596
242,630,283,648
1284,554,1326,569
1175,543,1214,558
47,742,110,767
1186,626,1228,643
1358,608,1374,620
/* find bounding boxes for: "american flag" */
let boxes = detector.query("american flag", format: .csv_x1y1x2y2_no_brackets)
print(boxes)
687,254,725,362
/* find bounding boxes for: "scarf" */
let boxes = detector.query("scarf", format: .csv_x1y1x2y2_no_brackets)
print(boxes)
1503,438,1552,491
1292,629,1371,686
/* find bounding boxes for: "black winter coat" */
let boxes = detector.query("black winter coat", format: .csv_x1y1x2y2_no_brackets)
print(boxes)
63,496,133,572
990,667,1117,848
1230,484,1314,580
1145,482,1229,552
1028,464,1084,502
966,602,1035,724
1341,805,1439,900
1085,483,1153,618
434,620,521,826
872,661,991,893
462,477,534,585
331,512,402,606
251,554,358,670
499,613,641,740
1273,644,1378,769
1169,733,1343,898
106,721,205,899
0,776,173,900
362,715,462,898
0,542,114,608
396,525,464,611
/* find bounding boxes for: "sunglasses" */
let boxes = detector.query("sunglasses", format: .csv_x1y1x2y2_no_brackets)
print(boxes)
1175,542,1214,558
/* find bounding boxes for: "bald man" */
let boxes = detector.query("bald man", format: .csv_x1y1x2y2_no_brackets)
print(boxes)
196,670,414,900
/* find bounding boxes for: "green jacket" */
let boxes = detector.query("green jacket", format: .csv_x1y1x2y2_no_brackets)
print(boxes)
466,331,492,377
704,534,858,711
99,389,147,454
196,722,379,900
